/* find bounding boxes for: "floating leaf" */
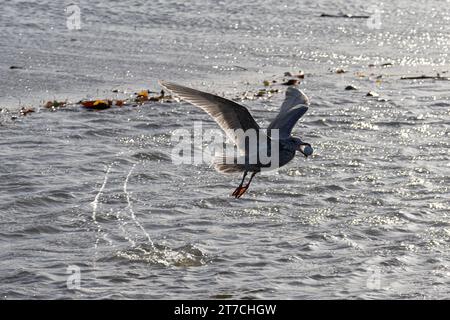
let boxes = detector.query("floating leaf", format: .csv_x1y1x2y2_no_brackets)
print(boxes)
135,90,150,102
81,100,112,110
115,100,125,107
20,107,35,116
137,90,149,98
44,100,67,109
285,71,305,79
256,89,266,97
81,100,95,108
295,71,305,79
281,79,300,86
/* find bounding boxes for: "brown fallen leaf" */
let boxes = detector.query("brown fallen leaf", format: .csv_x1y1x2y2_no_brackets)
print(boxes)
281,79,300,86
135,90,150,102
20,107,35,116
284,71,304,78
81,100,112,110
80,100,95,108
115,100,126,107
44,100,67,109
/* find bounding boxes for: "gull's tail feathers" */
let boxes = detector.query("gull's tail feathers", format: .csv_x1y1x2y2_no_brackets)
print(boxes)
213,156,246,174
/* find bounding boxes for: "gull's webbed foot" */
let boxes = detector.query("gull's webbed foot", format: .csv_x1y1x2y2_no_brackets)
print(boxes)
232,185,249,198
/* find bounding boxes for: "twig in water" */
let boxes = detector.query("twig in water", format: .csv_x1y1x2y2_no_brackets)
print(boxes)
400,74,450,81
320,13,370,19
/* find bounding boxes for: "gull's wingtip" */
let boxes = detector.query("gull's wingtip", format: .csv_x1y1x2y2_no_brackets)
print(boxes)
159,80,181,92
285,87,310,106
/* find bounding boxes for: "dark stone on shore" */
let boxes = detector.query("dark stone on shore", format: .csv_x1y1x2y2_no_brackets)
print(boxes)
345,85,358,90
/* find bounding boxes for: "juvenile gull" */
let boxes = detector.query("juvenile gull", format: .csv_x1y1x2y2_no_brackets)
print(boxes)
159,81,313,198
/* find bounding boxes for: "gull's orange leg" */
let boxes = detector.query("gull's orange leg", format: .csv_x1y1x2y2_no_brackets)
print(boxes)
234,185,249,198
232,172,257,199
232,171,247,197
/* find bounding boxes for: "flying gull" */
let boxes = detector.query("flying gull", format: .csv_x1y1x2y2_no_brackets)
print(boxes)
159,81,313,198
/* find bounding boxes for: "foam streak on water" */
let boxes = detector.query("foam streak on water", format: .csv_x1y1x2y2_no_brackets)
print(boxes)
91,164,113,250
123,163,155,249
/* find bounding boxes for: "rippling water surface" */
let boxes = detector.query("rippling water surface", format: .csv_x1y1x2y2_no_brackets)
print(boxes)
1,0,449,299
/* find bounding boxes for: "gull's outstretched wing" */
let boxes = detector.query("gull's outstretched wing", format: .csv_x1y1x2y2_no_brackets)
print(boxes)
160,81,264,151
268,87,309,139
279,87,309,114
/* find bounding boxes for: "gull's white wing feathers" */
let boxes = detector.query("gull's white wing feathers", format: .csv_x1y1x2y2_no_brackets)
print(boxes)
268,87,309,139
160,81,264,152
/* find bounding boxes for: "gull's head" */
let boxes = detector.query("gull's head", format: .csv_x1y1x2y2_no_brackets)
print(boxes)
299,143,313,157
292,137,313,157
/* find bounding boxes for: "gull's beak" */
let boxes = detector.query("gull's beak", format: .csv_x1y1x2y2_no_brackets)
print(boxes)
298,143,313,158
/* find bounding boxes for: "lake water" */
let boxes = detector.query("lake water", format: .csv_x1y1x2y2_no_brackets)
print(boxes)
0,0,449,299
